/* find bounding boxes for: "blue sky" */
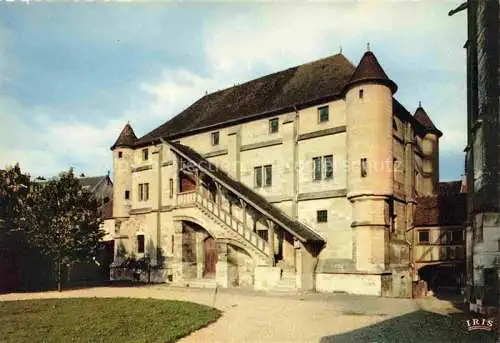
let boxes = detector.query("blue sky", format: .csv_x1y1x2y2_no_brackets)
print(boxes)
0,2,467,181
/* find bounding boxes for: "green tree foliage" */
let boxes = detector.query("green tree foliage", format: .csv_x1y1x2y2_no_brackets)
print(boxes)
0,163,30,250
25,169,104,291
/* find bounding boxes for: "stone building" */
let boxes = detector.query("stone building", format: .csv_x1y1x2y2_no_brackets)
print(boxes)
450,0,500,316
105,49,445,297
413,180,467,295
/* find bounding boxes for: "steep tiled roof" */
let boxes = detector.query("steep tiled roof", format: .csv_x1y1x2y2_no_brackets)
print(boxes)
414,105,443,137
135,53,356,145
79,176,109,192
168,141,325,244
100,199,113,220
438,181,463,196
111,123,137,150
414,193,467,226
345,51,397,94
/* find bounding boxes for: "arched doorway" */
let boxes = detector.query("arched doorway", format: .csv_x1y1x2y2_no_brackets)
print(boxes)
203,237,217,278
180,220,217,280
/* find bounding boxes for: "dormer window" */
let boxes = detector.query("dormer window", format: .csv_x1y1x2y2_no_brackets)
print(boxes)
142,148,149,161
318,106,329,123
211,132,220,146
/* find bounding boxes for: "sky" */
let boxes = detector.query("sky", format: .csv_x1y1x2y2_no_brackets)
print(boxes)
0,1,467,181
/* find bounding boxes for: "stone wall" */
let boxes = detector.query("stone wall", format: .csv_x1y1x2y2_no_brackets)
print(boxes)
315,273,382,296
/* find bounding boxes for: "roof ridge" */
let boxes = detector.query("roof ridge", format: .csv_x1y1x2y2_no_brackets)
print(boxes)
135,53,356,146
204,53,353,97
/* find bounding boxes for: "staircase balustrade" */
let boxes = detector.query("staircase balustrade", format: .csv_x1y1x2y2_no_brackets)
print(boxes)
175,191,269,256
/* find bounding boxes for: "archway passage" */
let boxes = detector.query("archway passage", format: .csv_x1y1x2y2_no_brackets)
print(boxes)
180,220,217,280
418,263,465,296
203,237,217,278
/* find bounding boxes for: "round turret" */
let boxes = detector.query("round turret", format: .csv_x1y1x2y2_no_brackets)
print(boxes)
345,50,396,199
111,123,137,218
414,104,441,195
344,50,397,273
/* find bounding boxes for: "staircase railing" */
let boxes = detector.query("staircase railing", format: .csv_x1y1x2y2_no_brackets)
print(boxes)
176,191,270,256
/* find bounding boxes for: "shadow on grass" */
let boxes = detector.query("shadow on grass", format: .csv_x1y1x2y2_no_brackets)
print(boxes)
321,310,495,343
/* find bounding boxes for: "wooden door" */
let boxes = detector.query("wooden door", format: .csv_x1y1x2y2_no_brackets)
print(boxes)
203,237,217,278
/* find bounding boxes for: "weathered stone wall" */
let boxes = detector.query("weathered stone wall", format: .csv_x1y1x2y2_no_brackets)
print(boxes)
315,273,382,295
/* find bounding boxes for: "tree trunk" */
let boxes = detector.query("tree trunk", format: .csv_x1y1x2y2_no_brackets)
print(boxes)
57,261,62,292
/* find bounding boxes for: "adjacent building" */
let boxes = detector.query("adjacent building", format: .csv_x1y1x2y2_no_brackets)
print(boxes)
450,0,500,316
413,180,467,294
106,49,446,297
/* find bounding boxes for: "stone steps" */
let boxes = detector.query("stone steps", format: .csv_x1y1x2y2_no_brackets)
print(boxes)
268,270,297,293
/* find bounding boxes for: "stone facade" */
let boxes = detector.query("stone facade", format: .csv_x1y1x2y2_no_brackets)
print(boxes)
450,0,500,316
104,50,444,297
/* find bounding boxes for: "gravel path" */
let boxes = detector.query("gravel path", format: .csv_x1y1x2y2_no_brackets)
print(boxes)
0,285,493,343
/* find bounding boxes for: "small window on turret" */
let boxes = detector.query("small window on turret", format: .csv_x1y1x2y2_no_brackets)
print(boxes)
142,149,149,161
124,190,130,200
359,89,364,99
118,151,123,158
360,158,368,177
318,106,329,123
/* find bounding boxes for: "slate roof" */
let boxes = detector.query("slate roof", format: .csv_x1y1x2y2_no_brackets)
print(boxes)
345,51,398,94
414,180,466,226
100,199,113,220
135,53,356,145
79,175,112,193
414,105,443,137
168,141,325,244
438,181,463,196
124,50,440,147
111,123,137,150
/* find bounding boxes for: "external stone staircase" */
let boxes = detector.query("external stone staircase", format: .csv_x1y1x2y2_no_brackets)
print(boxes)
178,191,270,264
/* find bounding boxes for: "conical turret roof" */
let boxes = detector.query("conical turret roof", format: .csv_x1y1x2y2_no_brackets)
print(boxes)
111,123,137,150
414,104,442,137
345,50,397,94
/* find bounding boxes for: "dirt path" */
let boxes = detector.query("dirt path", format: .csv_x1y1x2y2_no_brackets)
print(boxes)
0,285,480,343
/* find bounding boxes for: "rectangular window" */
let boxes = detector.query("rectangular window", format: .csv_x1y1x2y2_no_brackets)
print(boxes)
418,230,430,244
313,157,322,181
137,234,145,254
269,118,279,134
118,151,123,158
169,178,174,199
360,158,368,177
324,155,333,179
254,166,262,188
139,183,149,201
211,132,220,146
124,190,130,200
317,210,328,223
449,230,463,244
264,165,272,187
142,148,149,161
318,106,329,123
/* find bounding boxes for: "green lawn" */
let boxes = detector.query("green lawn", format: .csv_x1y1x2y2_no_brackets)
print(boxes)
0,298,221,343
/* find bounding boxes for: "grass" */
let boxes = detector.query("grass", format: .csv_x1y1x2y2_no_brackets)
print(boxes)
0,298,221,343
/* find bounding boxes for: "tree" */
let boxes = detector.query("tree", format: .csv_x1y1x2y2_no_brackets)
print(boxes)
0,164,30,250
25,169,104,291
